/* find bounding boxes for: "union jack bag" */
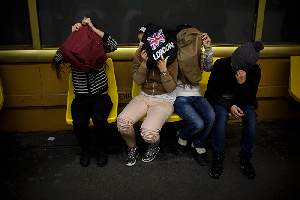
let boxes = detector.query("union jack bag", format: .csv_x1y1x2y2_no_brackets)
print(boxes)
142,24,177,68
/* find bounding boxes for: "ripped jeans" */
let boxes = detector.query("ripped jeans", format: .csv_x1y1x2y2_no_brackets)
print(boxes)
117,94,173,146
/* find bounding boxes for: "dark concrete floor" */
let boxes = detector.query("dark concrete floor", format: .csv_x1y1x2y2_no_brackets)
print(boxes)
0,120,299,200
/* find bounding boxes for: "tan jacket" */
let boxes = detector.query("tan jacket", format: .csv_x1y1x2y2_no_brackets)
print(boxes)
176,27,203,84
132,48,178,95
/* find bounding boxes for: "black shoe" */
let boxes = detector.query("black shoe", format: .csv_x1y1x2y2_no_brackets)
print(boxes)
209,158,223,179
126,147,139,167
175,143,187,155
175,135,188,155
240,160,256,179
142,144,160,163
79,149,90,167
192,149,208,166
96,151,108,167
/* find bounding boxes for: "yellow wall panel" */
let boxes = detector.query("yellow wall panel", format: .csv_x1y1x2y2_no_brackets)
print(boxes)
0,64,43,107
258,59,290,87
0,107,71,132
0,55,300,132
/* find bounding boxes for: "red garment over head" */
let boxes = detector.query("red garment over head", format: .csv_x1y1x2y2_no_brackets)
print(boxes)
60,26,107,72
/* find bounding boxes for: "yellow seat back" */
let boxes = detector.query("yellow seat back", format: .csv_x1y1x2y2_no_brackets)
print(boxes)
0,78,4,110
66,58,118,125
289,56,300,102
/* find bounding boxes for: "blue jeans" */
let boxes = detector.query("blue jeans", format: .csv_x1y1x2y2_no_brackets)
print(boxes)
210,103,256,160
174,96,215,148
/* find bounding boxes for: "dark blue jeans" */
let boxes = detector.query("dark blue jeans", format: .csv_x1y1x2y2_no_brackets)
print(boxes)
210,103,257,161
174,96,215,148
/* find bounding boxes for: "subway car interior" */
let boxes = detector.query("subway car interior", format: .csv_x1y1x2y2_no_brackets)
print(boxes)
0,0,299,199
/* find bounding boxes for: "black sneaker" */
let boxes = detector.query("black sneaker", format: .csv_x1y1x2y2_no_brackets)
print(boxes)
240,160,256,179
192,149,208,166
125,147,139,167
175,136,188,155
96,151,108,167
142,144,160,163
80,149,90,167
209,158,223,179
175,143,187,155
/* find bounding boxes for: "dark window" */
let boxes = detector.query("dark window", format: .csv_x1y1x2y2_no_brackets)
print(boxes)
38,0,256,46
263,0,300,43
0,0,32,48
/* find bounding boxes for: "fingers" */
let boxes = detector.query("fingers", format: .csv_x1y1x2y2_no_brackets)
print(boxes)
236,70,247,84
141,50,147,56
138,41,144,49
236,107,244,116
82,17,91,26
71,23,82,32
231,105,244,119
201,33,208,40
160,55,169,62
141,50,148,61
235,107,244,118
201,33,211,47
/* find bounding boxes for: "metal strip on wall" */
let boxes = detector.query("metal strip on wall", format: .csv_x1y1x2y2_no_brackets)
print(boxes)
27,0,41,49
255,0,267,41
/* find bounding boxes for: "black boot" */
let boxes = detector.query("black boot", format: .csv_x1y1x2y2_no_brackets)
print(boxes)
192,149,208,166
174,137,188,156
80,148,90,167
96,148,108,167
74,126,91,167
209,156,223,179
94,127,109,167
240,159,256,179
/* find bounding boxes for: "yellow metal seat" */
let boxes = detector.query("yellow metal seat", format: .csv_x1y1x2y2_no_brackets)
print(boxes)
66,58,118,125
0,78,3,110
199,71,211,94
289,56,300,102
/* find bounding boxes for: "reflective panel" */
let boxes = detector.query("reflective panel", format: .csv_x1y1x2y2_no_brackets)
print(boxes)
0,0,32,48
38,0,256,46
263,0,300,43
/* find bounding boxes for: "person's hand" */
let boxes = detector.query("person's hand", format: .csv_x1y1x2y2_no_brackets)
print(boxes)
236,69,247,84
138,41,144,49
230,105,244,119
141,50,148,63
82,17,93,28
71,23,82,32
201,33,211,48
157,55,169,73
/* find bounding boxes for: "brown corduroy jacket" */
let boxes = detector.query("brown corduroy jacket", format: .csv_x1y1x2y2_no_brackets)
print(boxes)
176,27,204,84
132,48,178,95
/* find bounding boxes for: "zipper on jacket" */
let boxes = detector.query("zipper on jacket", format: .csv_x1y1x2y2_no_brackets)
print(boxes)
152,70,155,95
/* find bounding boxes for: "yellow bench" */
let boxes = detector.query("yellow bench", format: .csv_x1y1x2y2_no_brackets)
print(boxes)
0,78,3,110
289,56,300,102
66,58,118,125
131,71,211,122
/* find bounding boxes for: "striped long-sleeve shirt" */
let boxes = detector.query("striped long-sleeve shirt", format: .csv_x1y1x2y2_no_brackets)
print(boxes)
54,33,117,95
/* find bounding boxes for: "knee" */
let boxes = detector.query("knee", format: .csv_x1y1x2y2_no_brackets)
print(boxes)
117,116,134,135
207,110,216,126
194,120,205,132
141,129,160,144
